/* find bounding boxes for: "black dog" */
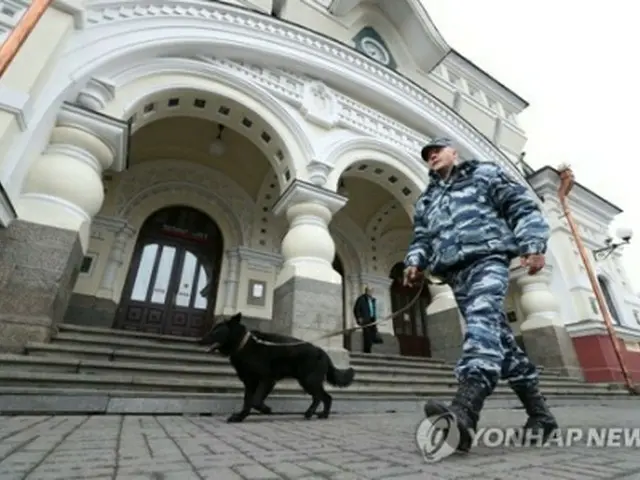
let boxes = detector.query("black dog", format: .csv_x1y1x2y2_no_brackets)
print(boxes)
198,312,355,422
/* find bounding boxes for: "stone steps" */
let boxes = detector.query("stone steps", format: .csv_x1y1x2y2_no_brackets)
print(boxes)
0,323,632,414
0,386,632,415
45,325,576,378
0,353,603,390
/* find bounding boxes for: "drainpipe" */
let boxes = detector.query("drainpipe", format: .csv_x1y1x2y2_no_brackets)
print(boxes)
556,166,637,395
0,0,53,78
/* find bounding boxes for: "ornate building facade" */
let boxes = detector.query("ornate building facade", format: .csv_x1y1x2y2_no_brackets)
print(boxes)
0,0,638,383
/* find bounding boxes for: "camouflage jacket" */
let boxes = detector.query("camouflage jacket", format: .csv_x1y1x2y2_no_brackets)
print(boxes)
403,159,549,276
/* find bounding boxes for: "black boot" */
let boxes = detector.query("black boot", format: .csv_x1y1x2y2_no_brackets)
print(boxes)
423,376,491,453
511,381,558,445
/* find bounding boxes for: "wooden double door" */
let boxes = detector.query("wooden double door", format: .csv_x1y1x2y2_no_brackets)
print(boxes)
114,206,223,338
389,262,433,357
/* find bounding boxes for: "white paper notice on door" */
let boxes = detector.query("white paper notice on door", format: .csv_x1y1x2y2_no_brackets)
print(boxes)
252,282,264,299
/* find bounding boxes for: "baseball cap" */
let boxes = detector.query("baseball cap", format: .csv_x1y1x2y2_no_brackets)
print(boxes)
420,137,454,161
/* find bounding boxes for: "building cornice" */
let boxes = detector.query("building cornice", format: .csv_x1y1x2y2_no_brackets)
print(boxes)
443,50,529,112
67,1,535,193
566,320,640,341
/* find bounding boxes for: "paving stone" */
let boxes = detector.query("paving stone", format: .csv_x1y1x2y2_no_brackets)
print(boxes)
1,400,640,479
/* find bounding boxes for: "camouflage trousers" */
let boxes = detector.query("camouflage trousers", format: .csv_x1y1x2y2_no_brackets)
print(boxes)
447,254,539,392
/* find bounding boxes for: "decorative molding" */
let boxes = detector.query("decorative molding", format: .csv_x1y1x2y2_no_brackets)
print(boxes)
0,0,29,44
195,56,428,157
100,57,311,192
236,246,283,273
72,1,533,193
300,81,340,129
443,51,528,112
565,320,640,340
115,159,252,244
273,179,348,216
57,103,129,172
92,215,134,234
307,160,334,186
75,77,116,111
0,85,29,130
51,0,87,29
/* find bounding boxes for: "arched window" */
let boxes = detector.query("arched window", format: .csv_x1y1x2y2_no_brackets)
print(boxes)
598,275,621,325
116,206,224,337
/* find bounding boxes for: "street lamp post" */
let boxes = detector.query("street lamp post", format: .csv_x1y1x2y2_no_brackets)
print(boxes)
592,227,633,261
556,165,637,394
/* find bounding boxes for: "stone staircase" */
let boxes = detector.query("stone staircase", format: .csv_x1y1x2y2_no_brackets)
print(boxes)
0,324,633,415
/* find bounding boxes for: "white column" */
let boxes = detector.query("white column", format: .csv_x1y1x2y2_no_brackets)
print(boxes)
222,248,242,313
15,104,128,252
426,282,466,332
273,180,347,287
95,217,135,300
514,265,564,331
358,273,394,334
426,282,457,314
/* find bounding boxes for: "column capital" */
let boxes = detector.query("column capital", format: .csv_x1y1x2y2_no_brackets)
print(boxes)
235,246,283,272
272,179,347,217
57,102,130,173
511,263,553,287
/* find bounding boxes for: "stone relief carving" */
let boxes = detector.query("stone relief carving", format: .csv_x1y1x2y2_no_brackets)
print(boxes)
300,81,340,129
114,160,254,242
83,2,527,187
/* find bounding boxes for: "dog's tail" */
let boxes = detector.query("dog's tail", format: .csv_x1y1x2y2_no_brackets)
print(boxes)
326,357,355,388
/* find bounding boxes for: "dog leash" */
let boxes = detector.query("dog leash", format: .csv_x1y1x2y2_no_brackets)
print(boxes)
238,274,442,348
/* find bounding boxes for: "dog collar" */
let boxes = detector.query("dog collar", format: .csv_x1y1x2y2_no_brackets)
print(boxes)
236,331,251,352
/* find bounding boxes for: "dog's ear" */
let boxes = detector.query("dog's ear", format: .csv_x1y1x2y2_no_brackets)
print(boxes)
229,312,242,323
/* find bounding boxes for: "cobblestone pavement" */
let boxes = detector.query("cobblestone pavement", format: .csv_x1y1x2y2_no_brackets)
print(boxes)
1,401,640,479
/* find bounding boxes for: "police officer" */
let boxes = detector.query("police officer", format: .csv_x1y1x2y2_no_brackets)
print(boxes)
403,138,558,453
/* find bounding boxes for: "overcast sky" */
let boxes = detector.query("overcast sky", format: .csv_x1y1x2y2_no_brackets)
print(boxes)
423,1,639,293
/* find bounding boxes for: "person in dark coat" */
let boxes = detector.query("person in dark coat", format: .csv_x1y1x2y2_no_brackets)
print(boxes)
353,286,382,353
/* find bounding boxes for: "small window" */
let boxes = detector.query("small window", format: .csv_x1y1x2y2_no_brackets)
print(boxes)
80,255,96,275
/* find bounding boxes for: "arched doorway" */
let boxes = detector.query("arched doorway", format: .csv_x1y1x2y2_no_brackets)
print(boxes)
389,262,432,357
332,254,350,350
114,206,224,337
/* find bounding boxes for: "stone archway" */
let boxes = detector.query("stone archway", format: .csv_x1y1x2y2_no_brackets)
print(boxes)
322,134,422,355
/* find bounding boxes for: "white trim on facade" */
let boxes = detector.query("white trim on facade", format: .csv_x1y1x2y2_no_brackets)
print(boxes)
0,85,30,131
58,103,130,172
566,320,640,340
0,0,541,204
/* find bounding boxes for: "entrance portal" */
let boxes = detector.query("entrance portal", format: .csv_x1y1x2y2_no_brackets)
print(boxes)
389,262,432,357
115,206,224,337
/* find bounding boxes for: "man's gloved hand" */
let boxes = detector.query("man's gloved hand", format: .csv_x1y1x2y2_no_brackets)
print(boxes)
403,266,424,287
